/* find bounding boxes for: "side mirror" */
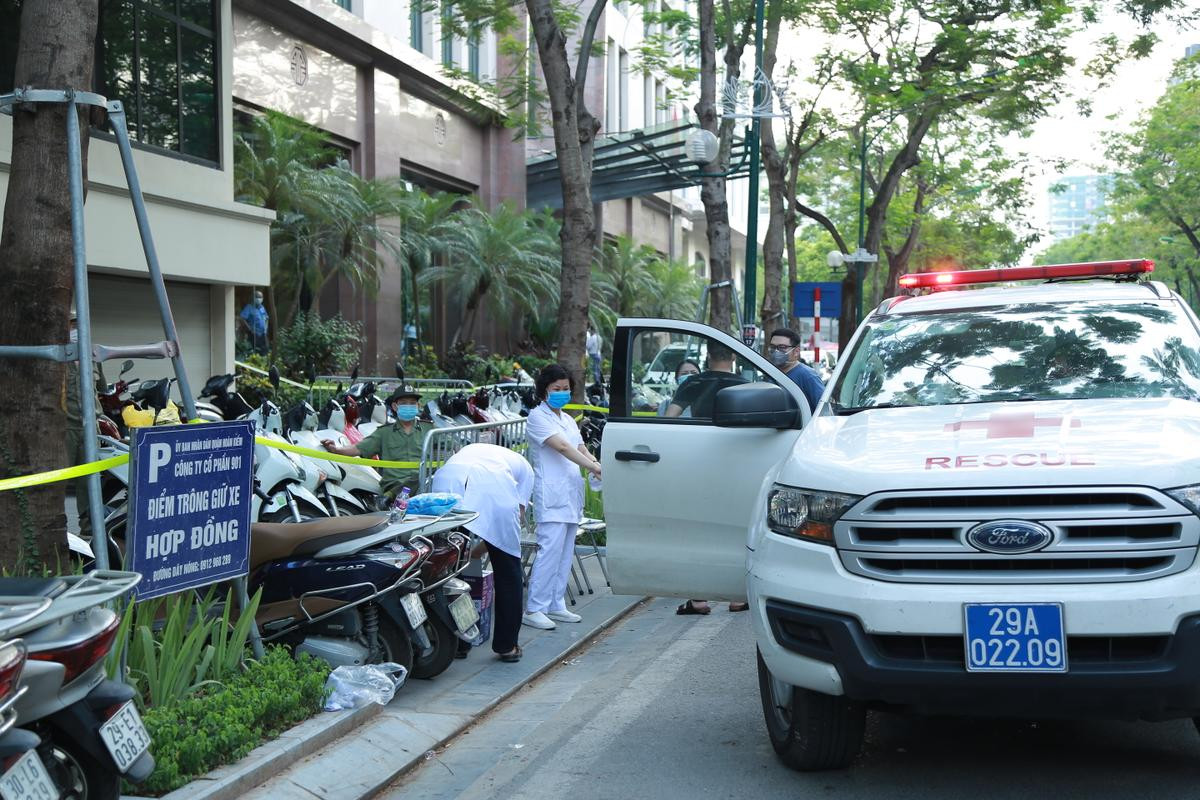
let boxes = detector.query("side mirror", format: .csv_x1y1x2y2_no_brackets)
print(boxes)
351,364,360,382
713,383,800,429
268,364,280,390
395,361,404,380
120,360,135,376
149,379,172,414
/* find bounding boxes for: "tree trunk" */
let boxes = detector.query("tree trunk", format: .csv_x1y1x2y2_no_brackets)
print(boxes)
526,0,601,400
0,0,98,570
758,0,785,334
695,0,751,334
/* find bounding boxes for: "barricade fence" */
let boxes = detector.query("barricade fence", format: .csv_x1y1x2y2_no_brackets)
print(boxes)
418,418,528,492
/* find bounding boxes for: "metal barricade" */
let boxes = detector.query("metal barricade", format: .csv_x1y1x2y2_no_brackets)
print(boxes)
417,418,528,491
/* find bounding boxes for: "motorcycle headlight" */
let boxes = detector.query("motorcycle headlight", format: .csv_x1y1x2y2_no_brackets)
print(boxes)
1166,484,1200,515
767,485,860,545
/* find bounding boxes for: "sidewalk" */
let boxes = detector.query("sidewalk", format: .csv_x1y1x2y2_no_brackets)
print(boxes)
140,559,642,800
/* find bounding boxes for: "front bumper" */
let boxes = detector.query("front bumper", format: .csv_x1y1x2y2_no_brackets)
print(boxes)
763,599,1200,721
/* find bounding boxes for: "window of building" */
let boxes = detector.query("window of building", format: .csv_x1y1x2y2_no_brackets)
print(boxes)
618,48,629,131
331,0,351,9
467,30,480,78
410,0,424,52
606,38,619,132
94,0,220,164
441,3,453,67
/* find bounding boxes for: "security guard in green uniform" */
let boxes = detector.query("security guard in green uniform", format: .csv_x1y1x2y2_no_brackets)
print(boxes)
322,385,430,500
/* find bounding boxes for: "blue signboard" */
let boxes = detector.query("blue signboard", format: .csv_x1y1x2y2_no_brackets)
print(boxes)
793,281,842,319
128,420,255,600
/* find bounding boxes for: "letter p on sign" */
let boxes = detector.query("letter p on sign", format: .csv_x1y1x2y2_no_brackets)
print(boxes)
148,443,171,483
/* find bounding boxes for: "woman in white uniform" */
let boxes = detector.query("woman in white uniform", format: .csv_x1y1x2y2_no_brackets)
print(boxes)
522,364,603,630
431,443,534,662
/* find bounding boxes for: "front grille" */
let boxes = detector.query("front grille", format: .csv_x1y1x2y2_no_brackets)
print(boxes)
871,633,1170,666
835,487,1198,584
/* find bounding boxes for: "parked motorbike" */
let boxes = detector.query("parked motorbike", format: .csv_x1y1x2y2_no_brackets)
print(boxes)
248,510,477,675
195,373,253,422
0,571,153,800
408,531,479,680
0,597,56,800
282,400,370,517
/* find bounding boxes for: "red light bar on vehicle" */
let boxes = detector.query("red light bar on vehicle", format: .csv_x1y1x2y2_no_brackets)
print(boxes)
898,259,1155,289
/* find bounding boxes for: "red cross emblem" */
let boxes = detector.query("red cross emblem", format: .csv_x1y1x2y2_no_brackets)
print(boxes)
943,412,1082,439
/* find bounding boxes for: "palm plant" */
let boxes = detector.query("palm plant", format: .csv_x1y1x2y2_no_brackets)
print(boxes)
419,202,561,347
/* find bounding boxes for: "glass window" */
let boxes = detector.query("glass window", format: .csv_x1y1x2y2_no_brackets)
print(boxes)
331,0,352,9
467,30,479,78
629,330,775,422
410,0,423,51
96,0,219,163
441,4,453,67
831,300,1200,413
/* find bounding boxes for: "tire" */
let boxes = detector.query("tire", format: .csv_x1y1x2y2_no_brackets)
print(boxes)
262,507,315,524
375,614,415,675
408,603,458,680
334,500,370,518
757,649,865,771
38,725,121,800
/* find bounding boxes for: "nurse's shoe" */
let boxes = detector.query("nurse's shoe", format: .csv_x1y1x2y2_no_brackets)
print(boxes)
547,609,582,623
522,611,557,630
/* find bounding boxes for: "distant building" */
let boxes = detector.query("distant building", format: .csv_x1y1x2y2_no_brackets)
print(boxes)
1047,175,1111,243
1186,44,1200,58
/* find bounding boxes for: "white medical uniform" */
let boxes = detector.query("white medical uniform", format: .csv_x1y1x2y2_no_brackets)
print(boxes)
430,444,533,557
524,402,586,614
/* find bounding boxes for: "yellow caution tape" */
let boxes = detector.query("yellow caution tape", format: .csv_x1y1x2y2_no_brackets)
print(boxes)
0,454,130,493
564,403,609,414
253,436,431,470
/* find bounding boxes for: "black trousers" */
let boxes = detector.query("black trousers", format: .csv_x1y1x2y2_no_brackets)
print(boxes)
486,541,524,655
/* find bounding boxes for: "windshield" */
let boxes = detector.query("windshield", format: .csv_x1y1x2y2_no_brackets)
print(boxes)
832,300,1200,411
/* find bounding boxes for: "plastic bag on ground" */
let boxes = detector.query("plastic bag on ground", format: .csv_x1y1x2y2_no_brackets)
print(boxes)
407,492,463,517
323,662,408,711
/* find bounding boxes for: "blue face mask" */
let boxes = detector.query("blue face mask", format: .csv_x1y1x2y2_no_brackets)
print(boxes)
677,373,695,385
547,390,571,409
395,404,419,422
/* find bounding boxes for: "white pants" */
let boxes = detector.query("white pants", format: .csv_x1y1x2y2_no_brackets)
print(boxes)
526,521,576,614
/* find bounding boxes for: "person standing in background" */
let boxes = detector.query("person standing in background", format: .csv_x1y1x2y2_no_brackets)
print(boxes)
765,328,825,412
586,325,602,385
431,443,533,663
522,365,602,630
239,290,269,355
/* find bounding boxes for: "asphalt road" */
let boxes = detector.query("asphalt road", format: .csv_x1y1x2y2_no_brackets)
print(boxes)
379,598,1200,800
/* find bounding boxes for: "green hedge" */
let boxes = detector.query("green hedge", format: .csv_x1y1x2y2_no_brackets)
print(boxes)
136,648,330,796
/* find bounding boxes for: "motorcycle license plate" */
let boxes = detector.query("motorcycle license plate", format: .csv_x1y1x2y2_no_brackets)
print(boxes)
400,593,428,628
964,603,1067,673
449,594,480,633
99,702,151,773
0,750,57,800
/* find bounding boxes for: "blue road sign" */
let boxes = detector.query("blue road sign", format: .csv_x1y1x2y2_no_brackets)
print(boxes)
793,281,842,319
128,420,255,600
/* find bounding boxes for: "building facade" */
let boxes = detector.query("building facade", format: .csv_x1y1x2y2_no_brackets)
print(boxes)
1047,174,1111,243
0,0,273,390
231,0,526,368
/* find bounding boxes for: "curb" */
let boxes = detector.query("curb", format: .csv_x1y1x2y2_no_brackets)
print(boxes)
133,593,646,800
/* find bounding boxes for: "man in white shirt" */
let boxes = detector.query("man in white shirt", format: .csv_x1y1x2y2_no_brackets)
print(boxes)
586,326,602,385
432,443,533,662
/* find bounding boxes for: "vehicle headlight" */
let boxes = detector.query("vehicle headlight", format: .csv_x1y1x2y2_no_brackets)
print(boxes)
1166,484,1200,515
767,485,860,545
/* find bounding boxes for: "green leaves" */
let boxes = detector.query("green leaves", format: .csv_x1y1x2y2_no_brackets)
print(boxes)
109,587,266,711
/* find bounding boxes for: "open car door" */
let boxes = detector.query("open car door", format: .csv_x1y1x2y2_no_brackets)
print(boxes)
602,319,810,601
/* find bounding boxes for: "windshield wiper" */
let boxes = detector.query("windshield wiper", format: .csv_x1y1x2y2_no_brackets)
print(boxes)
832,402,910,416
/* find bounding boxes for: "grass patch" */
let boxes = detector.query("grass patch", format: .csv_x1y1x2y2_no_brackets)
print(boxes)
135,647,330,796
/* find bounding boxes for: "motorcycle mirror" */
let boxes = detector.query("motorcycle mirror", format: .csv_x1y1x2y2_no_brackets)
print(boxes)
268,364,280,390
395,361,404,380
120,359,135,375
150,379,172,414
350,364,360,382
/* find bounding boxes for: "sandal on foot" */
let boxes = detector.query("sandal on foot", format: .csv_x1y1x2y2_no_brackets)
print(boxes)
728,602,749,612
676,600,711,616
499,646,522,663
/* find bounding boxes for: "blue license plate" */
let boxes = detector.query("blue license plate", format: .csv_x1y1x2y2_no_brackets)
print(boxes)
963,603,1067,673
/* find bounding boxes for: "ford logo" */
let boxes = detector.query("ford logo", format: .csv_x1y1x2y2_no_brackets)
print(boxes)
965,520,1053,554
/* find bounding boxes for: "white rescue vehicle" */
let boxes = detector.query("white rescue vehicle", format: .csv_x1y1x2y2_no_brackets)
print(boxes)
603,259,1200,770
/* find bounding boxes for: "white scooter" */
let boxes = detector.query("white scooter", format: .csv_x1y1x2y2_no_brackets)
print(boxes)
315,395,386,511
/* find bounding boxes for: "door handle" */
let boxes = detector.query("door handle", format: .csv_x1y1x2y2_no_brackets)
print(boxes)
615,450,660,463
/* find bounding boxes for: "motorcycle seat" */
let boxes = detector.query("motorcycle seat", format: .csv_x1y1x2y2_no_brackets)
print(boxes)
250,512,391,566
0,577,69,599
